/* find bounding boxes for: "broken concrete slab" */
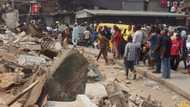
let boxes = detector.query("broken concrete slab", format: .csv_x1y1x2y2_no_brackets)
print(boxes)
17,55,46,66
98,80,162,107
129,95,162,107
44,49,89,101
46,101,78,107
19,44,41,51
2,9,19,30
46,95,97,107
77,95,98,107
87,64,102,81
85,83,108,100
0,92,22,107
0,73,22,89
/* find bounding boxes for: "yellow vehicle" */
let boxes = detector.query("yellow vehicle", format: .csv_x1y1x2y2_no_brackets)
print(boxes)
96,23,134,40
179,101,190,107
97,23,134,49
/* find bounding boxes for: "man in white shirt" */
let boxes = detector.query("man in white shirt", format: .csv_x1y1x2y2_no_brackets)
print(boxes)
84,28,91,47
133,25,145,64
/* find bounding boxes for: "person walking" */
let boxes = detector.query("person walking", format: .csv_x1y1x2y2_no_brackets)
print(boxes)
83,27,91,47
170,33,181,70
180,30,188,69
149,27,161,73
62,26,70,49
72,23,80,48
124,36,137,79
96,27,109,64
160,29,171,79
133,25,145,64
119,36,127,58
112,26,122,59
187,51,190,75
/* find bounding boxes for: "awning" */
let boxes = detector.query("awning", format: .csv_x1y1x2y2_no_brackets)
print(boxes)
76,9,187,19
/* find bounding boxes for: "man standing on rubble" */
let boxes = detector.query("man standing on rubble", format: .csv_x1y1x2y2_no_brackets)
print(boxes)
72,23,80,48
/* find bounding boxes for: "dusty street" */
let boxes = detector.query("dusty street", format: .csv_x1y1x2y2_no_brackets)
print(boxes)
83,48,190,107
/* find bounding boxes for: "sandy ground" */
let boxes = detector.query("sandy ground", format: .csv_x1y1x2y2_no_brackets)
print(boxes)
84,51,190,107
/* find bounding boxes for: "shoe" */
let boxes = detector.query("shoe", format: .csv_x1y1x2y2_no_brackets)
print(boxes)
126,76,129,80
133,74,137,80
148,67,154,70
152,71,161,73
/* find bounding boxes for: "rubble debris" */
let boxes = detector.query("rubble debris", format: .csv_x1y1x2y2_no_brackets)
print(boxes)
99,80,162,107
27,23,41,37
2,9,19,30
85,83,108,104
44,50,89,101
0,20,82,107
17,55,46,66
41,37,55,49
0,92,22,107
129,95,162,107
100,80,130,107
54,41,62,51
0,31,16,43
77,95,98,107
87,64,102,82
40,49,58,59
46,95,98,107
0,73,23,89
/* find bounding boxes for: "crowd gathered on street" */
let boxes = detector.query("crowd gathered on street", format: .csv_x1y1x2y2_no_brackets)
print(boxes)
45,21,190,80
92,24,190,79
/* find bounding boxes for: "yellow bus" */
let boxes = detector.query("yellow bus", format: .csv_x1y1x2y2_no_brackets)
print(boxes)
97,23,134,40
97,23,134,48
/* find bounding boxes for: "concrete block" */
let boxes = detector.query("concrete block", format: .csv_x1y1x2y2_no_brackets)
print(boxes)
77,95,98,107
46,95,97,107
85,83,108,99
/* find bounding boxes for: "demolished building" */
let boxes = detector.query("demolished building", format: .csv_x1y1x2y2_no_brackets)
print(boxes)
0,20,89,106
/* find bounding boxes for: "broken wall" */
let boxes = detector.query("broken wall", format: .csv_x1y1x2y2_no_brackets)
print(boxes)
2,9,19,29
45,49,89,101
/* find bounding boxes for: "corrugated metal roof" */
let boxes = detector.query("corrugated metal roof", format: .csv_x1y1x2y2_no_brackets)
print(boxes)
76,9,187,18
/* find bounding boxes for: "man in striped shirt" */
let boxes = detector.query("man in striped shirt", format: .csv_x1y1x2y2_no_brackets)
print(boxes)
124,36,137,79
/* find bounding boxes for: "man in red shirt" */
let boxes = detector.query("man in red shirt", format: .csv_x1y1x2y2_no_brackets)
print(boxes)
170,33,182,70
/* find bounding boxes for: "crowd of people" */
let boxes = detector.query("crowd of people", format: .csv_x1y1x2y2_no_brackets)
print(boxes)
79,24,190,80
53,22,190,80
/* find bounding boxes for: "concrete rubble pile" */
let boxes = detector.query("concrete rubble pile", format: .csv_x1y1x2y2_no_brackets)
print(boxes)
87,64,102,82
0,3,91,107
98,79,162,107
0,24,64,107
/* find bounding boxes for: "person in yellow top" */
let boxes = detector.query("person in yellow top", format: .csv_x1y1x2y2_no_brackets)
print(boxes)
123,25,134,41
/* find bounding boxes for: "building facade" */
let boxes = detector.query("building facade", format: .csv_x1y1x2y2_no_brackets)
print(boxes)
122,0,168,12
